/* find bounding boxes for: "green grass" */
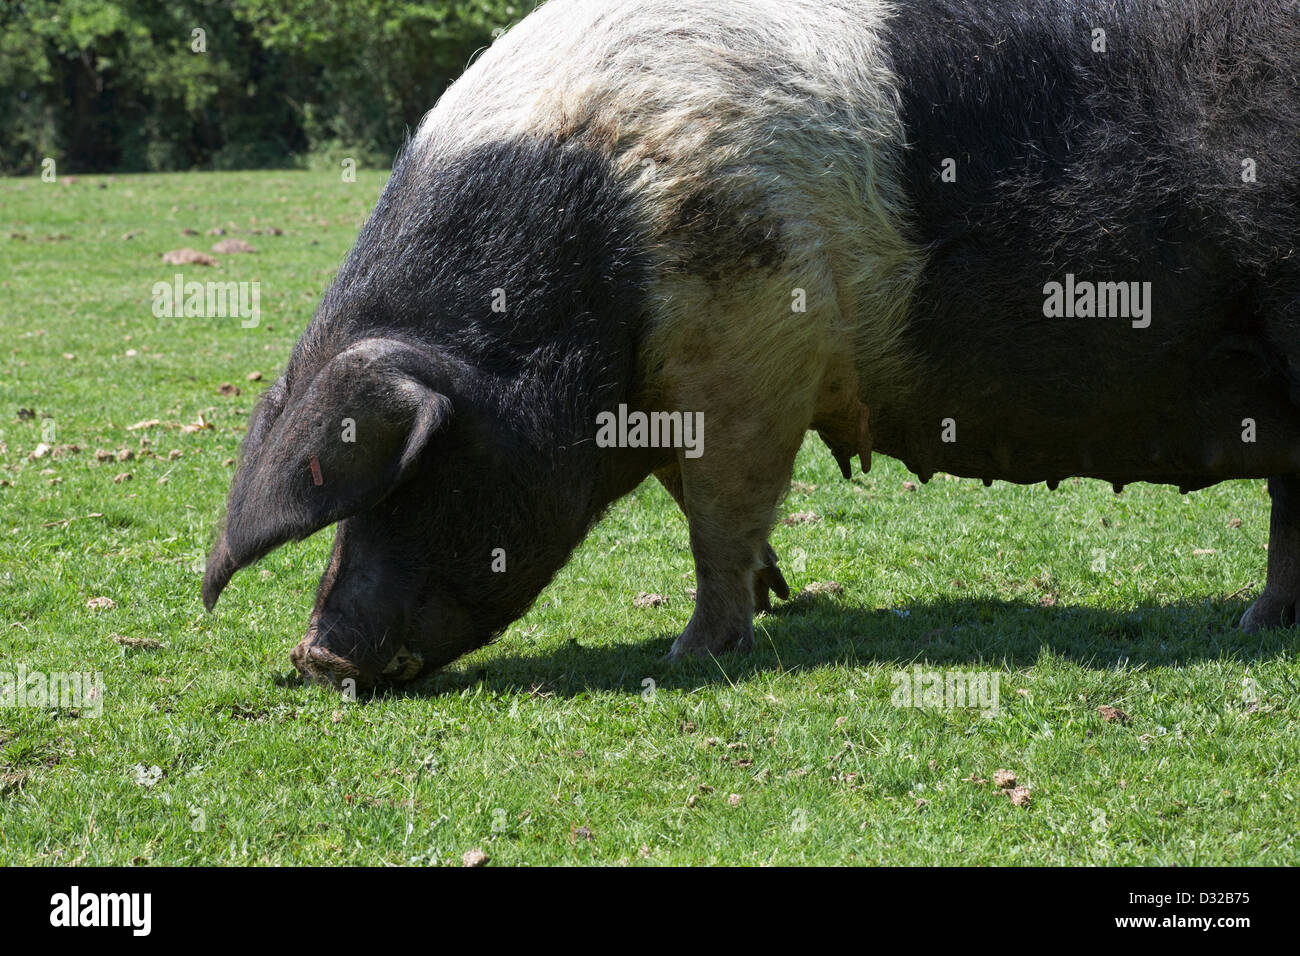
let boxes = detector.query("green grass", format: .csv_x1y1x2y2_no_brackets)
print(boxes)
1,170,1297,865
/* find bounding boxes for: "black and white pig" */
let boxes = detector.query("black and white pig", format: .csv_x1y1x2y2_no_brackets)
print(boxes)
203,0,1300,689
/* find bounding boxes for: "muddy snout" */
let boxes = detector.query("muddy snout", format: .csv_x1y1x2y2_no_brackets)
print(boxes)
290,619,428,693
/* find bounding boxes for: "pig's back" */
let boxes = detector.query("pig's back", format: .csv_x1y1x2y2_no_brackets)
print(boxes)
407,0,1300,489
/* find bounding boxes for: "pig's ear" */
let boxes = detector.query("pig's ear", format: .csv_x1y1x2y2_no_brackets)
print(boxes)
203,339,451,610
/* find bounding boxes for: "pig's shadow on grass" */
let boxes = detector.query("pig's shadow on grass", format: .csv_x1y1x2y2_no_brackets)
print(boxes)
396,592,1293,699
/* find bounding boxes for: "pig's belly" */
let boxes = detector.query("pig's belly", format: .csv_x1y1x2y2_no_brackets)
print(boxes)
869,333,1300,489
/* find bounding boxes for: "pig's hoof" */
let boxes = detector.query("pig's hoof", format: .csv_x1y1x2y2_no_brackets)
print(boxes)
753,544,791,614
1240,590,1297,632
666,616,754,660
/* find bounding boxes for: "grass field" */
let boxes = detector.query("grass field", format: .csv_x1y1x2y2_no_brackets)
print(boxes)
1,169,1297,865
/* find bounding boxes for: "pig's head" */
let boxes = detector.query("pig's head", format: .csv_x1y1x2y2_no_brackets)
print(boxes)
202,133,655,690
201,335,615,691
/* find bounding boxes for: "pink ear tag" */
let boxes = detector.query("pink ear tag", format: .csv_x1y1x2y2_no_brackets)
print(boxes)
309,455,323,486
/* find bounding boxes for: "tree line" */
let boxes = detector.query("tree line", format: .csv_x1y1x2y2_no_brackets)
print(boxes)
0,0,534,174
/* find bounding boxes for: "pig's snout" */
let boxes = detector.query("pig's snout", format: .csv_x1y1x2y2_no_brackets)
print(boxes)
290,631,365,691
291,618,464,692
292,585,477,692
292,625,428,692
291,618,396,693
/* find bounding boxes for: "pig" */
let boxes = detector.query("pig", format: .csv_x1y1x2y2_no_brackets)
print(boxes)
203,0,1300,689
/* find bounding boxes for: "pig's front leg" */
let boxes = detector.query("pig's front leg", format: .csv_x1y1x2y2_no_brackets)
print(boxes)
662,416,805,659
655,464,791,614
1241,475,1300,631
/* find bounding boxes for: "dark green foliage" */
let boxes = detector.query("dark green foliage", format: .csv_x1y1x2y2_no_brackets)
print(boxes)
0,0,532,174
